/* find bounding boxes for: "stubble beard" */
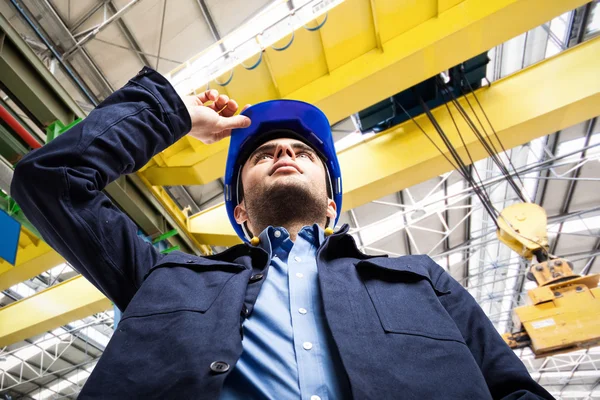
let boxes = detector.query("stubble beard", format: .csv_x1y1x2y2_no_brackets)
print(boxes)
244,176,328,236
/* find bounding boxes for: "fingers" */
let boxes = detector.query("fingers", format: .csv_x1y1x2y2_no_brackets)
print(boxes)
197,89,218,104
211,94,230,113
217,114,251,132
219,99,238,118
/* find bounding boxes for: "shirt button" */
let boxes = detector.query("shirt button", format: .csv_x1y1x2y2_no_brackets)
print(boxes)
296,272,303,278
303,342,313,350
274,230,281,238
210,361,230,373
241,307,250,317
311,396,321,400
294,256,301,262
249,273,264,282
298,308,307,314
186,259,194,263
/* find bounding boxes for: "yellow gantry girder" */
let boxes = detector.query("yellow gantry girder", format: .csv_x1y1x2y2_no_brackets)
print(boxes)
0,226,64,292
0,275,110,347
187,36,600,246
0,35,598,348
139,0,587,187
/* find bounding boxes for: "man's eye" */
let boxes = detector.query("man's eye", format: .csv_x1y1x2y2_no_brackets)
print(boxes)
298,152,312,159
255,154,272,162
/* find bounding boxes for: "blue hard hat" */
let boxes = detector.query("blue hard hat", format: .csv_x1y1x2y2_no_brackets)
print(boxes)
224,99,343,242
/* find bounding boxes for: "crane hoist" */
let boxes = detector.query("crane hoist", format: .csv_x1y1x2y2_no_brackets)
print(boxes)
355,55,599,358
498,203,600,358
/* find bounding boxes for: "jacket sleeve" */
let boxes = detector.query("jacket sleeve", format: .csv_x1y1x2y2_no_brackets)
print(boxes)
10,67,192,311
430,260,554,400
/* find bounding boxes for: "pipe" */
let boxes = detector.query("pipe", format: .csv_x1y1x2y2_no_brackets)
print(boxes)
9,0,99,106
0,104,42,149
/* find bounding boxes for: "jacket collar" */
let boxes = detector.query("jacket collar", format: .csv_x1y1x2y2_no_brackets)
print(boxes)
318,224,388,262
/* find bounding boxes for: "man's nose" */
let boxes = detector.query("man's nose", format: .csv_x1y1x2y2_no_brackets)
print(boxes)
274,143,295,161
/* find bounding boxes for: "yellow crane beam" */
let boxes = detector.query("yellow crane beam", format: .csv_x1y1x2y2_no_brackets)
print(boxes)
139,0,587,187
0,227,64,291
0,276,110,347
1,31,598,349
187,36,600,246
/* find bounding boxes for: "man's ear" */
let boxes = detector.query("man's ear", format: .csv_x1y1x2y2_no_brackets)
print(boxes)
234,201,249,225
326,198,337,221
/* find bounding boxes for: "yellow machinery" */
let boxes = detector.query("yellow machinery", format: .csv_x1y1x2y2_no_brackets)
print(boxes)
498,204,600,357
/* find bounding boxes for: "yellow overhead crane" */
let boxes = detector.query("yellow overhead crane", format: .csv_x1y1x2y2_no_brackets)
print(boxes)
499,203,600,357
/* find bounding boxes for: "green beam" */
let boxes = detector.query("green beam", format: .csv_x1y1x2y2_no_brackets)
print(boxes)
152,229,178,244
160,245,180,254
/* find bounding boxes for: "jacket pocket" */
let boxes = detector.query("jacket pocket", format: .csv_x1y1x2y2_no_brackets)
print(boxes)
356,257,464,343
122,252,245,319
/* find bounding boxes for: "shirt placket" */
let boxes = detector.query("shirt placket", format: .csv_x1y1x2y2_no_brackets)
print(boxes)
288,233,327,400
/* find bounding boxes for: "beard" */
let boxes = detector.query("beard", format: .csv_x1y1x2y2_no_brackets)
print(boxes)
243,176,328,236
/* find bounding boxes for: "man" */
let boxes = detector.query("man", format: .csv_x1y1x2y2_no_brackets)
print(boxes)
11,67,553,399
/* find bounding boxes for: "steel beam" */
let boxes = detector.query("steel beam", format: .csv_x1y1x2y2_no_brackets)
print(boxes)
0,13,84,127
0,275,110,347
106,1,151,67
141,0,587,187
186,37,600,246
70,1,107,32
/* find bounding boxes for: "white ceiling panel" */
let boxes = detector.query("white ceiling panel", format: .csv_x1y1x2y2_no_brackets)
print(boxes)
85,26,144,89
49,0,99,26
206,0,272,36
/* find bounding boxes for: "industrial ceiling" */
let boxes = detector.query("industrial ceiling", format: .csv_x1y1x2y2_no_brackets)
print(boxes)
0,0,599,398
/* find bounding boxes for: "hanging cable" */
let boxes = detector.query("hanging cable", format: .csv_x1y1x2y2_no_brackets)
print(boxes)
449,70,529,202
438,73,553,256
442,85,519,196
458,66,528,193
437,81,491,196
394,97,496,217
440,77,528,203
394,100,462,173
396,89,500,228
414,91,500,228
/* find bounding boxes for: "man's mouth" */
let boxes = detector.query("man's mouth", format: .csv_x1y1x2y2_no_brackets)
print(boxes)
270,160,302,176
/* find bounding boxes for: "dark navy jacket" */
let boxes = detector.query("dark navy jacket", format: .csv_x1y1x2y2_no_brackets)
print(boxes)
11,68,553,400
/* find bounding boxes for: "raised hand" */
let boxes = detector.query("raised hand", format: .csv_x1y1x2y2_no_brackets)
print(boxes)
181,89,251,144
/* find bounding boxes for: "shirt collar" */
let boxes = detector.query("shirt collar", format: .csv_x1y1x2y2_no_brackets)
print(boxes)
256,224,324,257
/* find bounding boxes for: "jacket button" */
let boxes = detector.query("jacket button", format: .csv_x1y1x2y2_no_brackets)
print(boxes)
241,307,250,317
210,361,230,373
249,273,264,282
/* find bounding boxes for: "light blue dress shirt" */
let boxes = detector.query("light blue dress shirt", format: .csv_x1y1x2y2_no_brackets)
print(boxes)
220,225,351,400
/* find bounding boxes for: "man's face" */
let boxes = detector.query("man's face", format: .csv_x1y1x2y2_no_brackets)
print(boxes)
233,138,336,232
